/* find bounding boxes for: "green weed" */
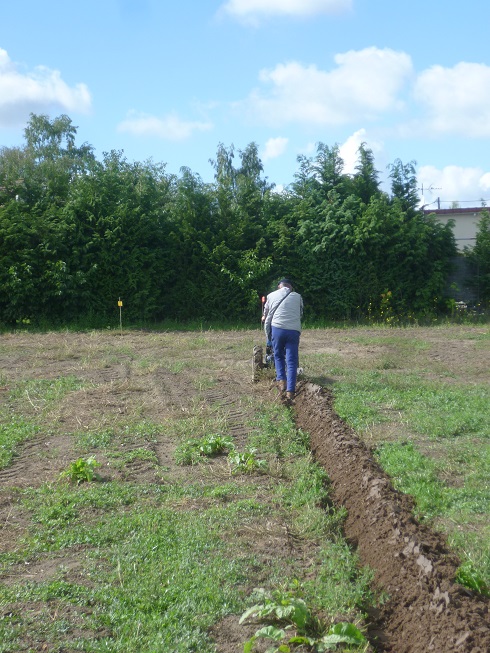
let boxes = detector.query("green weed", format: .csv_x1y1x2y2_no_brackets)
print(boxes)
228,448,268,475
240,585,367,652
118,447,158,464
455,560,489,597
76,428,114,451
174,433,235,465
59,456,101,485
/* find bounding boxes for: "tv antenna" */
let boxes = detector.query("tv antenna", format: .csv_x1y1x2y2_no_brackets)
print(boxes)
418,183,441,195
418,182,443,210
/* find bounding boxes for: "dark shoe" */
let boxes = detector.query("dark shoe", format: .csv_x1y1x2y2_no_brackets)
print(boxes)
286,391,295,402
276,380,286,393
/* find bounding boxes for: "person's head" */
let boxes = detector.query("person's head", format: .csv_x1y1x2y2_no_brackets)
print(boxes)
278,278,293,290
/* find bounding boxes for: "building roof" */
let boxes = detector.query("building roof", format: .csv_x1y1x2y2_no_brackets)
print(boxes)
423,206,487,216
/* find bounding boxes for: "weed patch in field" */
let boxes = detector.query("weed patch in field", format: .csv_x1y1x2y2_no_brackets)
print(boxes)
1,326,488,651
0,331,375,652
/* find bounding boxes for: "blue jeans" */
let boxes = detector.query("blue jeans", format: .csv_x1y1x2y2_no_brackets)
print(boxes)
271,327,300,392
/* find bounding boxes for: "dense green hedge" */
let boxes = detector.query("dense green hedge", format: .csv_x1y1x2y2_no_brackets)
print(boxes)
0,114,458,326
465,211,490,303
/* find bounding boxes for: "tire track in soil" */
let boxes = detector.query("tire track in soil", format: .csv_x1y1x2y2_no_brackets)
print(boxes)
131,373,255,482
292,381,490,653
0,434,76,488
201,378,255,451
0,361,135,489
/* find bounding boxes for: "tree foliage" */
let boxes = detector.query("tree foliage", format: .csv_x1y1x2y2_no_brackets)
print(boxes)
466,210,490,302
0,115,458,326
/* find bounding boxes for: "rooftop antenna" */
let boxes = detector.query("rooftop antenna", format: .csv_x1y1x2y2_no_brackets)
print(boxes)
418,183,442,195
418,183,442,209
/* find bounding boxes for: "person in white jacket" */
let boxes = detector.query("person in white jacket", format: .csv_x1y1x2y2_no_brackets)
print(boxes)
262,278,303,401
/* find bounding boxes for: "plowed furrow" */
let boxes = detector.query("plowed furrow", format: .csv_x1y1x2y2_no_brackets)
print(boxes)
293,381,490,653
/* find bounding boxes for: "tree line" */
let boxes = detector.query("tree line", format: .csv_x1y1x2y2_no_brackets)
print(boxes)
1,113,482,327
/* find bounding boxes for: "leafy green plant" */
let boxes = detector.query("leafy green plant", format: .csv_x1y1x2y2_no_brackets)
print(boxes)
240,587,367,652
174,433,235,465
228,448,268,475
59,456,101,485
240,587,312,630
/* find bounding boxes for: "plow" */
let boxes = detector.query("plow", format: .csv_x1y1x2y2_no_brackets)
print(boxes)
253,294,275,382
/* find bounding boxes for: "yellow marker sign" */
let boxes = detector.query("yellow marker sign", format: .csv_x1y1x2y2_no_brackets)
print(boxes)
118,299,123,333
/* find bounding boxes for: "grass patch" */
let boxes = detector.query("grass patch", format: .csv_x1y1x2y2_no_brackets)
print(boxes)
374,440,490,591
302,325,490,592
0,333,374,652
0,376,89,469
0,505,251,652
332,372,490,439
76,421,163,453
0,414,39,469
1,473,371,652
9,376,89,405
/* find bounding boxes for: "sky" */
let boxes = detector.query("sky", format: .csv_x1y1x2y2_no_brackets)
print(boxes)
1,0,490,210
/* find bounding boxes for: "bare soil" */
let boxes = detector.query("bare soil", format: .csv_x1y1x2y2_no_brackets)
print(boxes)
0,327,489,652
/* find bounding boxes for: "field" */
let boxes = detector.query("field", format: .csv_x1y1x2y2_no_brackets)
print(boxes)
0,325,489,652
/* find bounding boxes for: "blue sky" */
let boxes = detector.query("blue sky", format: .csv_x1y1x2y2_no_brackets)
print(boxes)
1,0,490,209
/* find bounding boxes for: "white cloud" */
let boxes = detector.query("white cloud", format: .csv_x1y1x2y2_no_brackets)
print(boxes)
295,129,385,178
414,62,490,137
0,48,91,127
338,129,384,175
117,111,213,141
339,129,367,174
480,173,490,193
221,0,352,24
261,136,288,161
417,164,490,206
239,48,413,126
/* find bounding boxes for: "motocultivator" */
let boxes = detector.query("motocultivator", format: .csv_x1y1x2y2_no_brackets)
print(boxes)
253,294,275,382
